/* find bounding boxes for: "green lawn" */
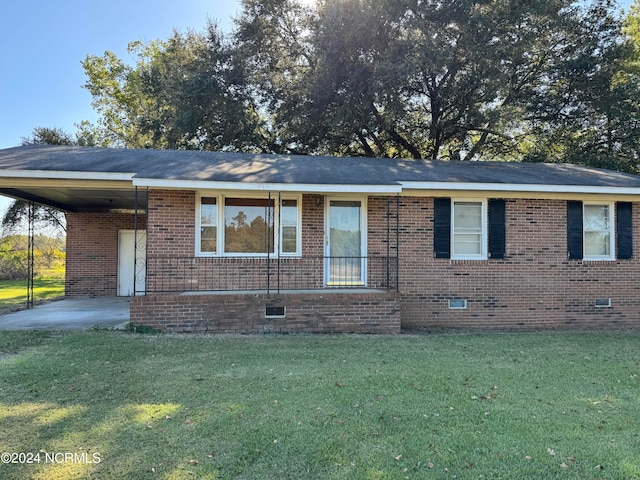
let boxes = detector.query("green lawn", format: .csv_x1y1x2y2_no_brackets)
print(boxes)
0,279,65,313
0,331,639,479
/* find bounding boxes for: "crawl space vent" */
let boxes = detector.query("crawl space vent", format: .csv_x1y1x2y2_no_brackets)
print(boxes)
265,306,286,318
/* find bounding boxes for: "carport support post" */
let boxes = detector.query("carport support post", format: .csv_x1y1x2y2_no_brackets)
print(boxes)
131,187,149,296
133,186,144,296
26,201,35,308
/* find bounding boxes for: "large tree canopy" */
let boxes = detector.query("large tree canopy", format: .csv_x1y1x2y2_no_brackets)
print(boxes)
82,25,263,151
78,0,640,171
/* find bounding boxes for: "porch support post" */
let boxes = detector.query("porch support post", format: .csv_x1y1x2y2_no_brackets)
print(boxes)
145,187,149,294
277,192,281,294
396,194,400,292
134,186,139,296
267,191,271,294
387,196,391,288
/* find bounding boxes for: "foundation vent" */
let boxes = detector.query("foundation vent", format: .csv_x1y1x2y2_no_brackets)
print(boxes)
265,306,286,318
595,298,611,308
449,299,467,310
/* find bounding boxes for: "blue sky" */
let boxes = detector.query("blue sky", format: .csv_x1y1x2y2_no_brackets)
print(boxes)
0,0,634,214
0,0,244,150
0,0,248,213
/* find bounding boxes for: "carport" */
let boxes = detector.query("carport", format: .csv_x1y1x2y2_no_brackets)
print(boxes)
0,297,130,330
0,145,149,302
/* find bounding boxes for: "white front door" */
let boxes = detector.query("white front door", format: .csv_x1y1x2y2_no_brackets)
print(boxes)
118,230,147,296
325,198,366,286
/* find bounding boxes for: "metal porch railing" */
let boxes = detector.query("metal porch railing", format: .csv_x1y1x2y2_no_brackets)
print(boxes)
144,256,398,294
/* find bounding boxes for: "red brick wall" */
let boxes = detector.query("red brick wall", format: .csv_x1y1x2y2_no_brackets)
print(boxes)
145,191,329,291
398,197,640,330
147,190,196,257
69,191,640,331
65,212,145,296
145,190,326,257
302,194,324,256
130,291,400,334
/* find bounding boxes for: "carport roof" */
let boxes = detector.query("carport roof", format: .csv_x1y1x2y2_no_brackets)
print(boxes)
1,144,640,211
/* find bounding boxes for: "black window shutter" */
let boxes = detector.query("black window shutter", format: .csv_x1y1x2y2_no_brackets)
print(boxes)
616,202,633,259
488,199,506,259
567,200,583,260
433,198,451,258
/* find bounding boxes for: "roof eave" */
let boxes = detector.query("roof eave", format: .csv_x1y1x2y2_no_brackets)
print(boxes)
132,178,403,194
0,169,136,182
400,181,640,196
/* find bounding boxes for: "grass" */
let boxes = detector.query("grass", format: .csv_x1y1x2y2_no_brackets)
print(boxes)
0,331,639,479
0,279,65,313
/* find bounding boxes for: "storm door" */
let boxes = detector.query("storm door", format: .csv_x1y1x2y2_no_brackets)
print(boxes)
325,199,366,286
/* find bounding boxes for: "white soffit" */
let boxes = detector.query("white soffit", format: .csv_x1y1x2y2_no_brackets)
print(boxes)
133,178,402,194
400,181,640,196
0,169,136,181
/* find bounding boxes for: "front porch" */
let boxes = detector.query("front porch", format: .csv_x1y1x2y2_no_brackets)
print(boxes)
144,255,398,294
132,254,401,334
65,189,402,333
130,289,401,334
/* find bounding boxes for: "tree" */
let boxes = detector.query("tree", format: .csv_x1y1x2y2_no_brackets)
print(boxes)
82,25,264,151
234,0,629,162
234,0,317,153
522,0,640,173
1,127,71,233
77,0,637,170
20,126,75,146
0,234,65,280
1,200,65,233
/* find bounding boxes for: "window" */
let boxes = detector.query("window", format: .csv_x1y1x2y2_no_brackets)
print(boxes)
200,197,217,253
567,201,632,260
280,199,299,254
224,198,274,254
197,195,300,256
434,198,503,260
451,200,487,259
583,203,613,259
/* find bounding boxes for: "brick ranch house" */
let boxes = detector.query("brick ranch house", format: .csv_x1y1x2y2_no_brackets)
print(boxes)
1,144,640,333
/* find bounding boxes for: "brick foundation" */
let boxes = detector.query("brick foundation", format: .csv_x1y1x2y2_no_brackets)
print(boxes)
130,291,401,334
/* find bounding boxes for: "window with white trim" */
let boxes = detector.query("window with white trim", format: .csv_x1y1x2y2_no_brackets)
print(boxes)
451,200,487,259
200,197,217,253
197,195,300,256
583,203,614,260
280,199,299,254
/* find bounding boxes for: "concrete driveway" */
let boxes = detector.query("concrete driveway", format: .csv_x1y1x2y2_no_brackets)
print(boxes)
0,297,130,330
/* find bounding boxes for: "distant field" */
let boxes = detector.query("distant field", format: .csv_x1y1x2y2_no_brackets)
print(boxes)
0,279,65,313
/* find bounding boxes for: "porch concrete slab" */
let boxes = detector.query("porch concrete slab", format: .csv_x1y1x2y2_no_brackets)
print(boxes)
0,298,130,330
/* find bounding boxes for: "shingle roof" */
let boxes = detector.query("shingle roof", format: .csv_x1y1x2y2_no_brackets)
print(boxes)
1,144,640,188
